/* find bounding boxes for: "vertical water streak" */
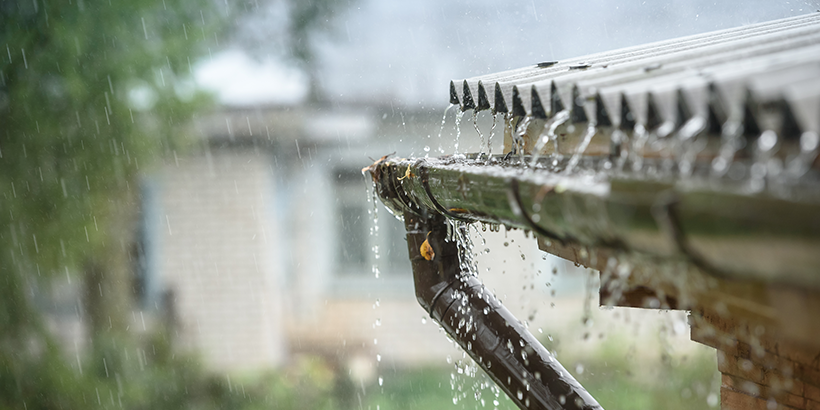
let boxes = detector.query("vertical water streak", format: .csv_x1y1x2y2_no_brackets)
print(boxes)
529,110,569,167
454,110,465,156
367,182,381,278
366,181,384,393
629,124,649,172
710,120,742,178
473,110,485,161
675,116,706,177
610,129,628,172
750,130,778,192
488,114,498,161
513,116,532,163
565,123,597,174
437,104,455,154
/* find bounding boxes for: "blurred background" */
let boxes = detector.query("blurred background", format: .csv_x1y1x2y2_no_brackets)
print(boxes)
1,1,816,409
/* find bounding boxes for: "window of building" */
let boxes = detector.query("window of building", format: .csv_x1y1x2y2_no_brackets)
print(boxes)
333,168,410,281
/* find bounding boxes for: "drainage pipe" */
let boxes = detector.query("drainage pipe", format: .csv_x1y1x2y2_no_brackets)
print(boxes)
366,159,602,410
404,210,602,410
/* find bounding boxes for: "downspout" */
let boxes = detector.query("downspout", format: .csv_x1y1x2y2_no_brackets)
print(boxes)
366,160,603,410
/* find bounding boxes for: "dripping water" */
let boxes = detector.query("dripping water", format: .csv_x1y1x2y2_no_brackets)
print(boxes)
366,177,384,390
529,110,569,167
710,120,743,178
512,115,532,163
565,122,597,174
675,116,706,177
488,113,498,161
472,110,485,161
437,104,455,154
629,124,649,172
785,131,819,178
454,110,465,156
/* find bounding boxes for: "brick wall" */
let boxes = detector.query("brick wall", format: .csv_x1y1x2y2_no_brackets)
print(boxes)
692,310,820,409
154,147,286,372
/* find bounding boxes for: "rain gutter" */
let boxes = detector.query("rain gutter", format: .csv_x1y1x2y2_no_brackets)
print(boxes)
367,154,820,292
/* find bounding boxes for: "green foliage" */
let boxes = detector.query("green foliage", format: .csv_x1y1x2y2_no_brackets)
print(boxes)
0,0,357,408
565,338,720,410
363,367,515,410
1,0,219,279
358,350,717,410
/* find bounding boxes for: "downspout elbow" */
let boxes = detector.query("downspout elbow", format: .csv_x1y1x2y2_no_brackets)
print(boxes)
366,159,602,410
403,212,603,410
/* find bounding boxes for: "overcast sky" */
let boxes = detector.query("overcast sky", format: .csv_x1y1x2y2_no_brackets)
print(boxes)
196,0,818,107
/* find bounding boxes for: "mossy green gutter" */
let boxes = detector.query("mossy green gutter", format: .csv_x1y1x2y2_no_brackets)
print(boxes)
367,155,820,289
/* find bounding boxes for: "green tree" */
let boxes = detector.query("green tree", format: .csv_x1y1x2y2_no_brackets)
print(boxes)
1,0,224,407
0,0,351,408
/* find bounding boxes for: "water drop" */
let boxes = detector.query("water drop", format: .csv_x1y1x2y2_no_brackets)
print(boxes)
707,393,718,407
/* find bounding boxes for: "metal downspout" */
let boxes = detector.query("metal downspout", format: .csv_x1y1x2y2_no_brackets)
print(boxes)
404,211,601,410
366,161,602,410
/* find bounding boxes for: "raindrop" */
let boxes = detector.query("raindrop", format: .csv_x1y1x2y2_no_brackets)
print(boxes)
707,393,718,407
758,130,777,152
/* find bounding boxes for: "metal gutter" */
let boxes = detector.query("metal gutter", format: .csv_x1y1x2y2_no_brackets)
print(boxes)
368,155,820,290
